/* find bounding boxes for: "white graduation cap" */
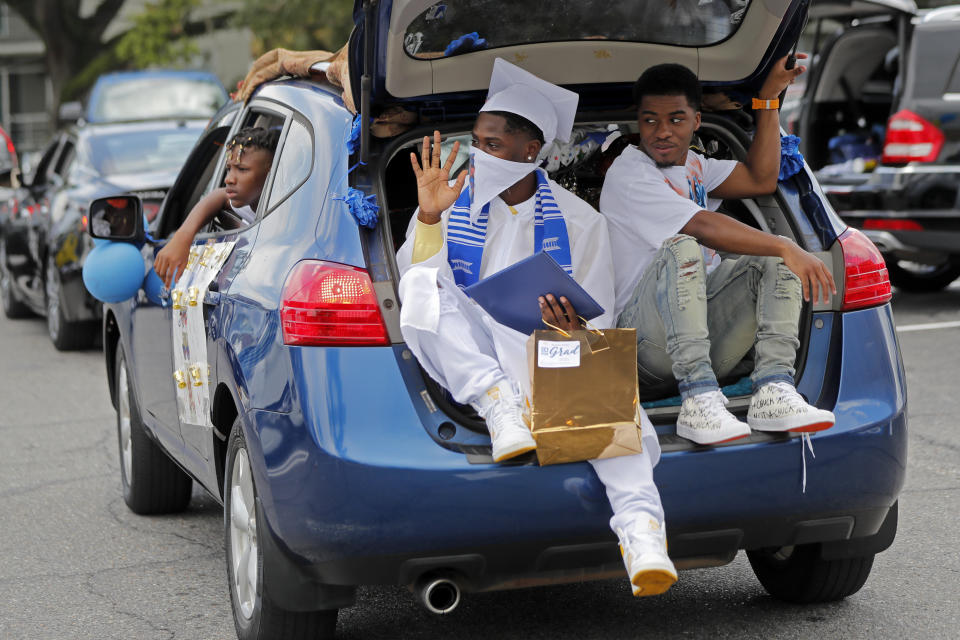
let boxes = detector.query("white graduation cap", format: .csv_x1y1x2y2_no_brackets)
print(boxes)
479,58,579,147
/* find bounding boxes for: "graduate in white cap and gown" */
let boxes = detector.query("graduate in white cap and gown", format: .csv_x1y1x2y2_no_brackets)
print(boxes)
396,58,677,597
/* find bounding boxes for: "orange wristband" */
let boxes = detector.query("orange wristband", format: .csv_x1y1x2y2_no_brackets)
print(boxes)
752,97,780,110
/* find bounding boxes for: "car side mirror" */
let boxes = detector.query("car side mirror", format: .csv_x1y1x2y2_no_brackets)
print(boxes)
58,101,84,125
88,195,145,244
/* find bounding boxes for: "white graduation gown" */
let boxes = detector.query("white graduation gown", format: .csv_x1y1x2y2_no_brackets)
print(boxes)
396,179,665,531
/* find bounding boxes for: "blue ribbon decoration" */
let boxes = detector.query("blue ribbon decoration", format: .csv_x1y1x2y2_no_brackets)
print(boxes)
444,32,487,57
779,134,805,181
346,113,363,155
335,187,379,229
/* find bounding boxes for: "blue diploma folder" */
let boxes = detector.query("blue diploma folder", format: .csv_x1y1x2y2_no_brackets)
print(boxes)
464,252,605,335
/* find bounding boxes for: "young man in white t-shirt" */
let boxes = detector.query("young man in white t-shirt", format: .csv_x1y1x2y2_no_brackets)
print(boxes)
600,57,838,445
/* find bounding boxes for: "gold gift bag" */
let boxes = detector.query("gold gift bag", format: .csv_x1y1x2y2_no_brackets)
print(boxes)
526,326,642,466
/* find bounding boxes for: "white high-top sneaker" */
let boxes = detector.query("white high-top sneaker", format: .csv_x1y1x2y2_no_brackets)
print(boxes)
676,390,751,445
617,514,677,597
473,383,537,462
748,381,835,433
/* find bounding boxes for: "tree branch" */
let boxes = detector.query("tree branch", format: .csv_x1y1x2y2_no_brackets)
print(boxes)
86,0,127,35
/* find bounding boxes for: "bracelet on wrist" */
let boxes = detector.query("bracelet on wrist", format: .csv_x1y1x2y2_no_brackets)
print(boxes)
752,97,780,110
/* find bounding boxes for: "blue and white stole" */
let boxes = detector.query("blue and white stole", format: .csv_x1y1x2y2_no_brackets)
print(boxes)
446,168,573,288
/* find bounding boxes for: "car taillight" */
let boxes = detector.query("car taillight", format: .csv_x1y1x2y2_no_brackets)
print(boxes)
881,109,944,164
862,218,923,231
839,228,892,311
280,260,389,346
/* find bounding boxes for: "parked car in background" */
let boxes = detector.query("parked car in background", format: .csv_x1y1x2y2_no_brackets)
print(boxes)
0,119,205,349
0,123,21,232
782,1,960,291
59,69,229,125
92,1,906,638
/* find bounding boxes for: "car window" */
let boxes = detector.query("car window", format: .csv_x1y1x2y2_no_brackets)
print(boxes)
90,76,226,122
85,128,201,176
0,136,15,171
52,139,75,178
28,138,62,186
264,118,313,214
155,126,231,239
200,106,286,230
404,0,750,58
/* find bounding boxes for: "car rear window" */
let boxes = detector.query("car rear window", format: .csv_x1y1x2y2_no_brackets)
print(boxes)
86,128,202,176
91,77,226,122
404,0,750,58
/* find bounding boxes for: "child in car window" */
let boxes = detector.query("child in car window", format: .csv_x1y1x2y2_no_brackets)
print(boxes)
153,126,279,287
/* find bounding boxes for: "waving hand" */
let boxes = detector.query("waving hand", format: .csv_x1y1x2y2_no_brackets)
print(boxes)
410,130,467,224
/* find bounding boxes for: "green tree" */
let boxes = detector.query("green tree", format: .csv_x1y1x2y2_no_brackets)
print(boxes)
6,0,235,112
5,0,126,108
115,0,201,70
235,0,354,57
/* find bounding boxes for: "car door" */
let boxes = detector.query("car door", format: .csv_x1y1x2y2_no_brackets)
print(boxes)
175,100,303,462
23,135,69,309
1,137,59,311
130,119,235,448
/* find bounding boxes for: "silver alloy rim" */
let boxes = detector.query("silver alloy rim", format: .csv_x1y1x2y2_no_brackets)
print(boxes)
229,447,258,621
46,258,60,339
118,357,133,487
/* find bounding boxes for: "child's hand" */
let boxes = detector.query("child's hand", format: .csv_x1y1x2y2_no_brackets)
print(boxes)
154,232,192,288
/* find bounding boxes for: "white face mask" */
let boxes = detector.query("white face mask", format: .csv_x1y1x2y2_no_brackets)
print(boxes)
468,147,537,221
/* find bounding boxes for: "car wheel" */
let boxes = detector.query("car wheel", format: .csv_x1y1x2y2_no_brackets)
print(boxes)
115,344,193,514
224,422,338,640
887,257,960,293
46,255,96,350
0,243,32,318
746,544,875,603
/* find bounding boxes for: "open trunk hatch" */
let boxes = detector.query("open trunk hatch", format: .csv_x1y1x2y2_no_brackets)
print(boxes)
352,0,812,112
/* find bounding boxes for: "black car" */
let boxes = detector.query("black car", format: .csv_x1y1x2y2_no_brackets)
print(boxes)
0,120,204,349
783,1,960,291
0,123,21,232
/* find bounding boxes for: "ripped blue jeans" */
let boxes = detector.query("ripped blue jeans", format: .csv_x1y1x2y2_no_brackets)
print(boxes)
617,235,803,399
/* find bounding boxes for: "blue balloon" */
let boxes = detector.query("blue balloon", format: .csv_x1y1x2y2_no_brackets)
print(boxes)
143,266,165,306
82,241,145,303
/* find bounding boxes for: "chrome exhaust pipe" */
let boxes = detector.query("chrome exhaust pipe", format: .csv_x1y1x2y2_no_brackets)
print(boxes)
416,575,461,615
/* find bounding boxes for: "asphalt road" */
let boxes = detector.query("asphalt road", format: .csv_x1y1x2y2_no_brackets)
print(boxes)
0,284,958,640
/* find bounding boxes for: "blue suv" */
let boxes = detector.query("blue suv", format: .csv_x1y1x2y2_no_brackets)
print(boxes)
90,1,906,638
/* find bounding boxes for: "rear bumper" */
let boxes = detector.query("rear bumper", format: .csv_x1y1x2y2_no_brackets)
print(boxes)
246,305,907,608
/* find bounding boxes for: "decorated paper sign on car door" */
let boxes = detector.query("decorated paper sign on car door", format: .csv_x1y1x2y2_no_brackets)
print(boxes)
170,239,235,427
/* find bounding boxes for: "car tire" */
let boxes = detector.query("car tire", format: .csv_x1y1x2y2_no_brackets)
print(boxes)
0,243,32,318
46,255,97,350
746,544,875,603
224,422,338,640
115,344,193,514
887,258,960,293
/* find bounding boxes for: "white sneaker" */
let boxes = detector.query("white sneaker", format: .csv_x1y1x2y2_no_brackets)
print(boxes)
676,390,751,445
617,515,677,597
748,382,835,433
473,383,537,462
